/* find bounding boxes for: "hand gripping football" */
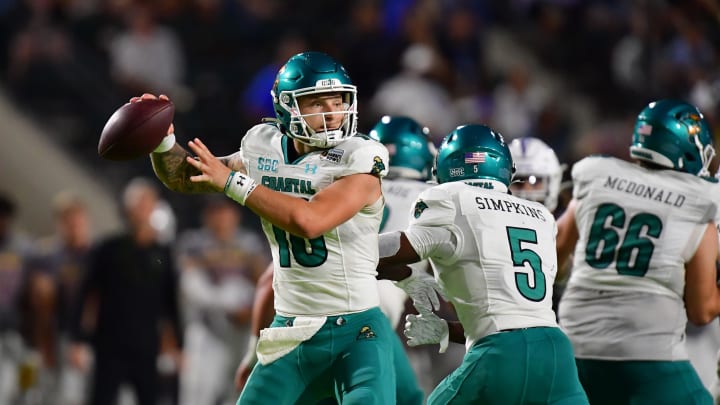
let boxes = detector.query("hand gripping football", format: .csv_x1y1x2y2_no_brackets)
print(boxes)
98,98,175,161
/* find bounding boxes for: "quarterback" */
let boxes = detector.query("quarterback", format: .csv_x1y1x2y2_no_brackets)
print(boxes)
145,52,399,404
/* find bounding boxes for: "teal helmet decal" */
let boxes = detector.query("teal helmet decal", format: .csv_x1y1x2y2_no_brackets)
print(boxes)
271,51,358,148
368,116,435,180
630,99,715,176
434,124,514,186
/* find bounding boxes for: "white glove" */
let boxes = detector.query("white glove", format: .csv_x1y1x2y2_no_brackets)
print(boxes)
404,312,449,353
394,268,443,315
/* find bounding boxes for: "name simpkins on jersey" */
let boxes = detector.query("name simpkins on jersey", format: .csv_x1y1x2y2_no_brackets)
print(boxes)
603,176,685,207
474,197,547,221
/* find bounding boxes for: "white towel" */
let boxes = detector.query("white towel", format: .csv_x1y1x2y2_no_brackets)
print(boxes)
256,316,327,365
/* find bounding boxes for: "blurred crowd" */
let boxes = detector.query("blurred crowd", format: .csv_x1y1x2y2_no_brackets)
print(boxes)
1,0,720,403
0,182,272,405
2,0,720,226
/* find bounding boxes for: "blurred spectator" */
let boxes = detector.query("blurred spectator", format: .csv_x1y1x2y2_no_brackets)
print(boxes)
108,3,186,99
6,0,76,108
240,34,307,122
371,43,458,142
338,0,403,102
437,4,486,96
611,6,655,99
177,196,269,405
25,192,94,405
0,192,34,404
490,64,549,140
69,178,183,405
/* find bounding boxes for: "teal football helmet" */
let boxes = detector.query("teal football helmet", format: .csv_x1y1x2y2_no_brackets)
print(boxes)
630,99,715,177
271,51,357,148
434,124,514,186
368,116,435,180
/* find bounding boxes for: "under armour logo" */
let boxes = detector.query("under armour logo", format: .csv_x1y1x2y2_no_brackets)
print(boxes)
305,164,318,174
236,177,245,186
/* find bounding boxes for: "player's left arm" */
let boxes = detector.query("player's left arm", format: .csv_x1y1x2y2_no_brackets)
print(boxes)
186,137,382,239
377,224,455,314
556,198,579,281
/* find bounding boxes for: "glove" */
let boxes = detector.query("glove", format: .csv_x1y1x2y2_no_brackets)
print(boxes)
404,312,449,353
394,268,443,315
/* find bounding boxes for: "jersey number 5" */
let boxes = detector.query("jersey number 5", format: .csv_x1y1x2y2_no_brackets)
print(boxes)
585,202,663,277
507,227,546,302
272,225,328,267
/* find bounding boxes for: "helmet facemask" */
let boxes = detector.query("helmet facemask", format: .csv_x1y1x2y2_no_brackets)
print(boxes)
630,100,716,177
274,82,357,149
508,137,563,211
687,118,715,177
511,174,553,207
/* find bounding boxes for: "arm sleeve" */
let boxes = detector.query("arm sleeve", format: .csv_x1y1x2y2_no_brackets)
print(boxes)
404,187,462,263
405,225,459,262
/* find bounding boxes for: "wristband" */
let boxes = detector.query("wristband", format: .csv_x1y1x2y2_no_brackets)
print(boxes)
239,335,259,368
152,133,176,153
224,171,257,205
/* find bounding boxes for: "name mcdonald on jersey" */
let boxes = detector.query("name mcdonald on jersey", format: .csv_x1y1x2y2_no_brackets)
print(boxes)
603,176,685,207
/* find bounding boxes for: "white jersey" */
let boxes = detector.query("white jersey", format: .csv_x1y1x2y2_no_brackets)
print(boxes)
378,178,432,326
559,156,720,361
404,181,558,349
239,123,389,317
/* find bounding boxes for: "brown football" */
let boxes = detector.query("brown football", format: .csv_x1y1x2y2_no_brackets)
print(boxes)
98,99,175,161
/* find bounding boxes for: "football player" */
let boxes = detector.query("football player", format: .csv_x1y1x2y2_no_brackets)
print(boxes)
508,137,564,215
509,137,570,311
144,52,438,404
556,99,720,404
234,115,437,404
377,124,589,404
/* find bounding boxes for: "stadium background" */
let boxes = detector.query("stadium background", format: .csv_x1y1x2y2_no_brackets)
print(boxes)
0,0,719,401
2,0,718,236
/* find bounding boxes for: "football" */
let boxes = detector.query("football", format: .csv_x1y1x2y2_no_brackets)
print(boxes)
98,98,175,161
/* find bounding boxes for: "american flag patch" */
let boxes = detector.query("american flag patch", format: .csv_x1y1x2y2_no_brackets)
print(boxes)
464,152,486,164
638,124,652,135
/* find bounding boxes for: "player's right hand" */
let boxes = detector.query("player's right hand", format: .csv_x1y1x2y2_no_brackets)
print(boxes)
404,312,450,353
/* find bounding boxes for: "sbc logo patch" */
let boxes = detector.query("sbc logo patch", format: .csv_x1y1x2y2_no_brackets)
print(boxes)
371,156,386,175
414,200,429,218
357,325,376,340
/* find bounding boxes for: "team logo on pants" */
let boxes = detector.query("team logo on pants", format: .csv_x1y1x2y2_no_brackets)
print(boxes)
357,325,376,340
